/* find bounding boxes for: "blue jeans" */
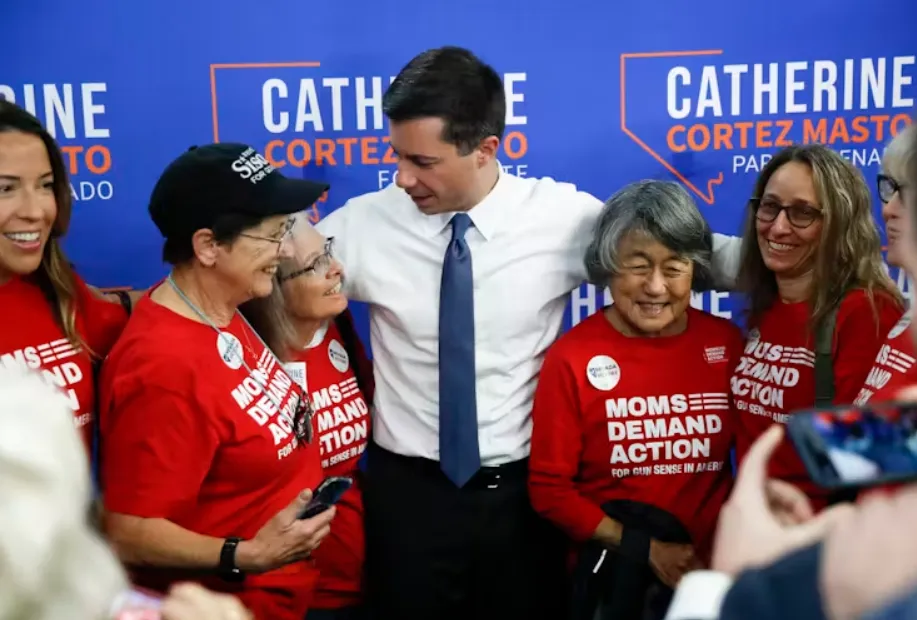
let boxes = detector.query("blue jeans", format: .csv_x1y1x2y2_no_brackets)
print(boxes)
305,606,367,620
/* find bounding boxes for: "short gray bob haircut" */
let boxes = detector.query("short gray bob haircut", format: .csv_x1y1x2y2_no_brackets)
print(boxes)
584,179,714,291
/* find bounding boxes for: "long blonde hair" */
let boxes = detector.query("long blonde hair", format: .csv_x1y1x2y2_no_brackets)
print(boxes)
737,144,903,332
0,101,94,357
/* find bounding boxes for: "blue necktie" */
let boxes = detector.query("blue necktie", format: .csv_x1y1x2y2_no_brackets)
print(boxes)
439,213,481,487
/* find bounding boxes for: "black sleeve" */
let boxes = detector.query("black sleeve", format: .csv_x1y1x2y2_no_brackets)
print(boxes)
721,543,827,620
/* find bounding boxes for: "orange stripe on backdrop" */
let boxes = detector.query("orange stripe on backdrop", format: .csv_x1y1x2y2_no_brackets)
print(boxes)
620,50,725,206
209,61,322,143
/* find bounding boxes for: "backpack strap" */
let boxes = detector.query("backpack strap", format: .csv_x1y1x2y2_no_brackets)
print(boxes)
813,307,840,408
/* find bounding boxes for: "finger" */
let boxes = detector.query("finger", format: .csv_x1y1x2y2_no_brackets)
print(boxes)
165,582,205,602
663,570,679,589
894,385,917,402
279,489,313,522
308,524,332,547
302,505,337,528
161,598,195,620
788,502,855,549
766,479,814,523
733,424,785,505
304,506,337,527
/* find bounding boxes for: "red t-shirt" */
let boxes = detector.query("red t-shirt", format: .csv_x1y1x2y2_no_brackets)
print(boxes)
854,309,917,500
0,273,127,451
732,289,902,506
529,309,743,564
99,294,324,620
284,321,370,610
855,309,917,404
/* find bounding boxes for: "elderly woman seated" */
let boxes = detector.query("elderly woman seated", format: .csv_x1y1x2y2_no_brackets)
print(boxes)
528,180,743,620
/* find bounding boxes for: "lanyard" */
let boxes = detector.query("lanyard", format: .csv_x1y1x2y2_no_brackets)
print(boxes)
166,274,313,442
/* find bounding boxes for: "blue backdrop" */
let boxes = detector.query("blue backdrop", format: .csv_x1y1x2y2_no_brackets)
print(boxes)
4,0,916,347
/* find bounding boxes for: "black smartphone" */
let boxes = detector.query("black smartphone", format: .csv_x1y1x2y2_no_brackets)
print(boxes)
298,476,353,519
786,401,917,490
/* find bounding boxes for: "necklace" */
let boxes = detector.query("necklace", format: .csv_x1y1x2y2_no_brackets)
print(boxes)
166,274,313,443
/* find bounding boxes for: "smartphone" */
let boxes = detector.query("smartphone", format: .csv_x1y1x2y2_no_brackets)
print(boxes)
298,476,353,519
787,401,917,490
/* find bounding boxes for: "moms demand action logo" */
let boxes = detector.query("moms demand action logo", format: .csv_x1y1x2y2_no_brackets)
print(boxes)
620,50,916,205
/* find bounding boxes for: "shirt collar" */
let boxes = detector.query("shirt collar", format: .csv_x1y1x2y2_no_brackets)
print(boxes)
416,163,515,241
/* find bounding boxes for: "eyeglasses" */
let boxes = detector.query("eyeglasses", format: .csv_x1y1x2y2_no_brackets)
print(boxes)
239,218,295,254
750,197,822,229
877,174,905,204
278,237,335,283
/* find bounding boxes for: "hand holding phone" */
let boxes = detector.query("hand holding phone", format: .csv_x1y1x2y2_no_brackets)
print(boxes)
787,402,917,490
298,476,353,519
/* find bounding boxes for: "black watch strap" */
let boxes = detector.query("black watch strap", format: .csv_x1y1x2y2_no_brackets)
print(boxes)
219,537,245,582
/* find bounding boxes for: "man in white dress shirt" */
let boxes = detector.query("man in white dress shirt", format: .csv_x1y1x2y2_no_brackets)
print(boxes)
317,46,737,620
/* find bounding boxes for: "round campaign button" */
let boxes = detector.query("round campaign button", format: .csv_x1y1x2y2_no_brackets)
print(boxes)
586,355,621,391
216,332,244,370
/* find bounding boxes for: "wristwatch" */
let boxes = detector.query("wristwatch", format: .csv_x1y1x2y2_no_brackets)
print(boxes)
219,537,245,582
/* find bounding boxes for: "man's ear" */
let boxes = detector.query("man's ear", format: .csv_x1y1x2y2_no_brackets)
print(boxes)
476,136,500,167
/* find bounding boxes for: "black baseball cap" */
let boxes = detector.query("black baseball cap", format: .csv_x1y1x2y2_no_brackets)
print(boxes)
148,143,329,239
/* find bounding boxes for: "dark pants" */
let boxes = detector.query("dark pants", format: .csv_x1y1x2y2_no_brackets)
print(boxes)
305,607,366,620
363,442,568,620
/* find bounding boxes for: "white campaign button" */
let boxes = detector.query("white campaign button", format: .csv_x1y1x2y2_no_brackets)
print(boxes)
328,339,350,373
216,332,244,370
586,355,621,391
888,312,912,340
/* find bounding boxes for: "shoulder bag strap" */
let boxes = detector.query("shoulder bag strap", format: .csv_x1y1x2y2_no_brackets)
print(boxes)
813,306,840,408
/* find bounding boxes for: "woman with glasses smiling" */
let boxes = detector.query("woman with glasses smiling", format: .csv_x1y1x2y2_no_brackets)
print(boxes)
729,144,903,509
98,144,337,620
855,123,917,407
242,214,374,620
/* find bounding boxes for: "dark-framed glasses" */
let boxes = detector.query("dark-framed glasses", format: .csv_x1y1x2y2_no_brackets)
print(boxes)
877,174,905,204
750,197,822,229
278,237,335,283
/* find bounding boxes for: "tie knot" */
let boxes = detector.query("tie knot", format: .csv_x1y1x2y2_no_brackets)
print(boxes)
450,213,473,241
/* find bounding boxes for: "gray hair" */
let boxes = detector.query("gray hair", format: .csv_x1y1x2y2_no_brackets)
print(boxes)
883,122,917,182
906,118,917,241
584,180,713,290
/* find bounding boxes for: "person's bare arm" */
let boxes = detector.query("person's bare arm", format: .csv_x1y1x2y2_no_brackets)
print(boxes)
104,491,335,574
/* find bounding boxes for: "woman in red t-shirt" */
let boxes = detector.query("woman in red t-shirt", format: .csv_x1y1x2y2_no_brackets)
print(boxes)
242,216,372,620
98,143,337,620
0,100,128,456
731,144,904,508
529,180,743,619
857,124,917,406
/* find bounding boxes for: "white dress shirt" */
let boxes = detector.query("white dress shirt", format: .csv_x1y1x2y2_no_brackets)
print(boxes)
318,168,740,465
317,168,602,465
664,571,734,620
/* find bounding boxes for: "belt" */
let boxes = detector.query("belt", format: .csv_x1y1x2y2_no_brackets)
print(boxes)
369,442,529,490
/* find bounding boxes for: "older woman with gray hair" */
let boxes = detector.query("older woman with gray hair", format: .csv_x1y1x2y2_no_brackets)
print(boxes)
528,180,743,620
855,122,917,405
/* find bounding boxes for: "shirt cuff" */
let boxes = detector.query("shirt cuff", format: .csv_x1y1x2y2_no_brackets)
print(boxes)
664,570,734,620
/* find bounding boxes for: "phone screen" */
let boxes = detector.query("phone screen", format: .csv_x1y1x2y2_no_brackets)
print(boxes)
787,402,917,489
298,476,353,519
